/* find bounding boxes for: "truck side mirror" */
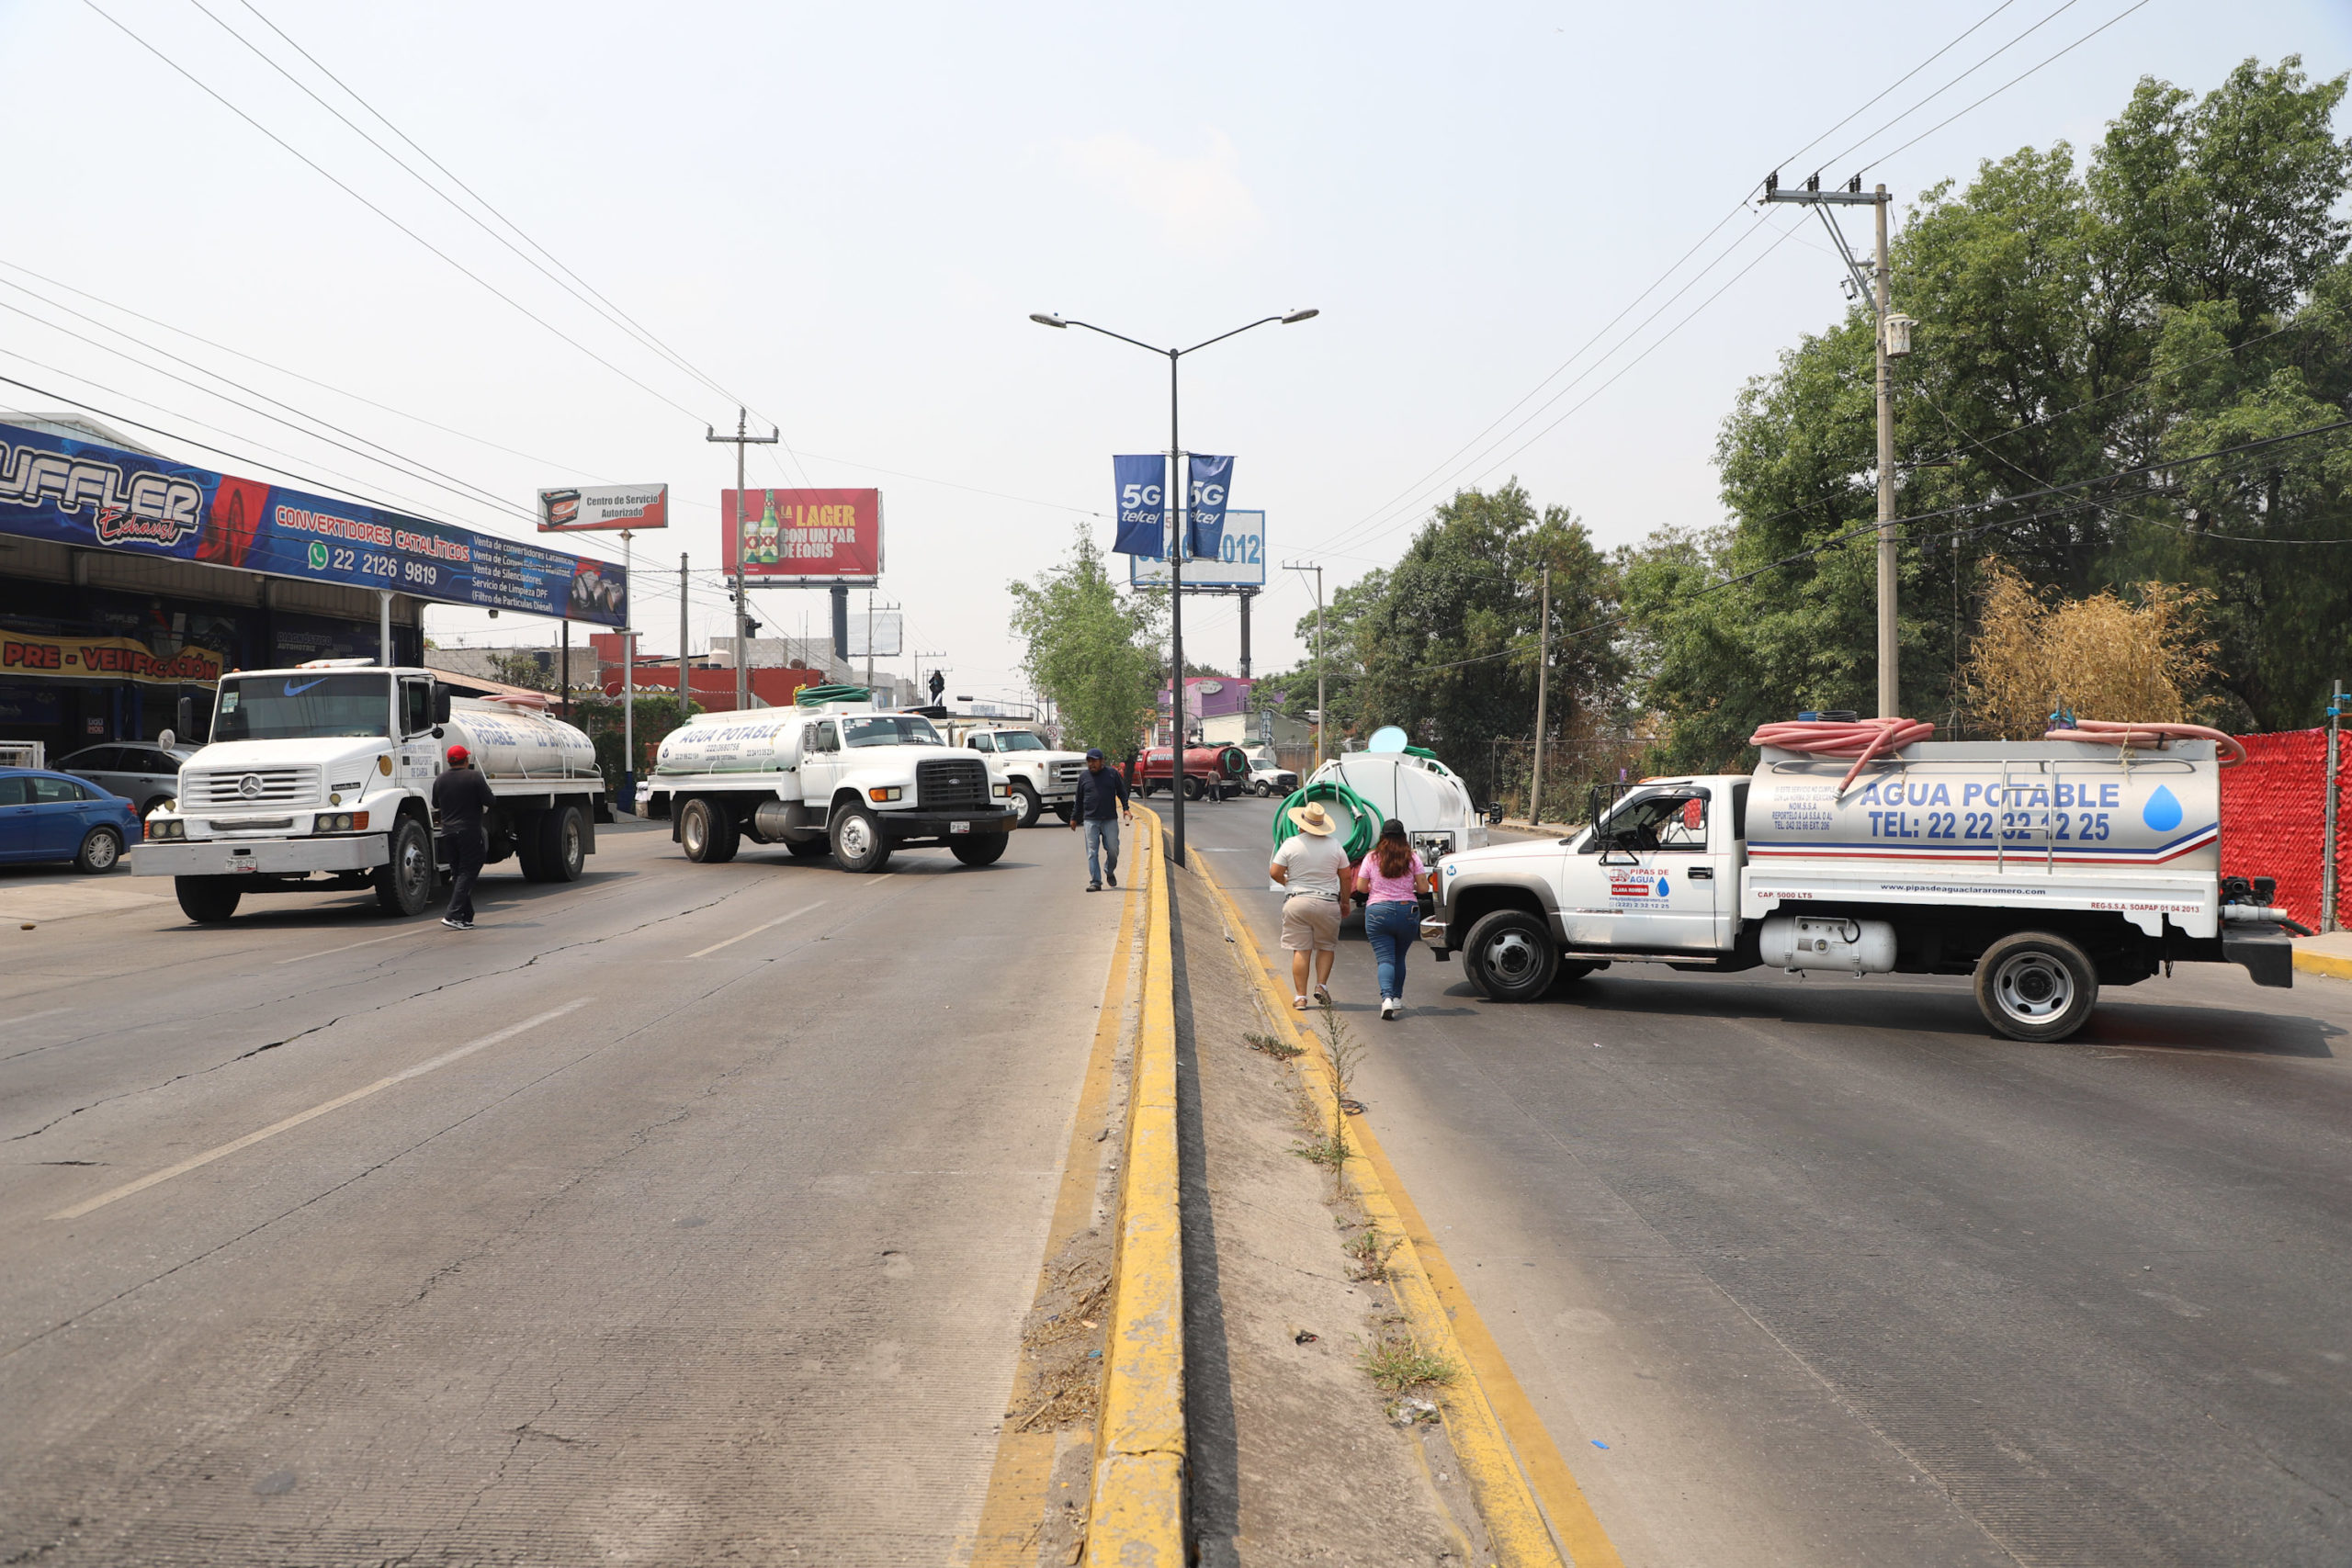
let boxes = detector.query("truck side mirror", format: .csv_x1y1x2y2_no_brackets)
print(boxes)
176,695,195,744
431,683,453,725
1585,784,1612,836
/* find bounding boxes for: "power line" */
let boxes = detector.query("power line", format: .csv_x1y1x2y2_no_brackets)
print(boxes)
82,0,709,426
1810,0,2088,176
1770,0,2029,175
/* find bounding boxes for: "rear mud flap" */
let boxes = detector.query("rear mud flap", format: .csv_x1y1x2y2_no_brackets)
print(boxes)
2223,927,2295,988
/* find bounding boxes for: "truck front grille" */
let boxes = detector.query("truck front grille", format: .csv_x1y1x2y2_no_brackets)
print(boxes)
183,766,322,809
1051,761,1083,788
917,757,989,812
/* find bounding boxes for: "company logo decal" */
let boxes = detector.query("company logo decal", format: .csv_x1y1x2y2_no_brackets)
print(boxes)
238,773,264,798
2142,784,2183,831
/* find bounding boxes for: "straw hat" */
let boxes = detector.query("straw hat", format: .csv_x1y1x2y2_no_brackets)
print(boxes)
1287,800,1339,836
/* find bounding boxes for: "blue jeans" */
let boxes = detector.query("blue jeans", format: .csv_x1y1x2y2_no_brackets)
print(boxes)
1364,900,1419,1000
1083,817,1120,885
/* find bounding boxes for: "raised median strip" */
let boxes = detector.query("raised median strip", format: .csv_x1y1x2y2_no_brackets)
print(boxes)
2293,932,2352,981
1192,851,1621,1568
1086,806,1187,1564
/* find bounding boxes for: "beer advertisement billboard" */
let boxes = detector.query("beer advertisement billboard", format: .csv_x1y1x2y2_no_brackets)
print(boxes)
719,489,881,582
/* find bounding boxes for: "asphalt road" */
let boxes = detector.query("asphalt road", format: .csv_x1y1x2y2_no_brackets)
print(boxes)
1184,796,2352,1568
0,818,1115,1565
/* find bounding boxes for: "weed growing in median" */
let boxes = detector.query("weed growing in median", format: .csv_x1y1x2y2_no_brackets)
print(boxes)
1244,1030,1304,1061
1360,1336,1458,1393
1343,1227,1401,1282
1293,1133,1351,1169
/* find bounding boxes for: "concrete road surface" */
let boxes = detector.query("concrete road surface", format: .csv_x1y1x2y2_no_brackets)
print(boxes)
1187,796,2352,1568
0,820,1113,1565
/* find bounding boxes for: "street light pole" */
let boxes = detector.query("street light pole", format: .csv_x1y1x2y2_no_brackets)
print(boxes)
1284,560,1324,769
1031,307,1319,868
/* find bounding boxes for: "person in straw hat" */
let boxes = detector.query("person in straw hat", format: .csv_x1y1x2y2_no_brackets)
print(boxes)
1270,798,1356,1010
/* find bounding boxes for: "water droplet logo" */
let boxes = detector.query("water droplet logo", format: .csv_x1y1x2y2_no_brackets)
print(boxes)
2142,784,2183,832
1656,874,1671,897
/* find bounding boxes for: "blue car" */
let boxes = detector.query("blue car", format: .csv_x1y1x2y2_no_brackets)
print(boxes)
0,767,141,874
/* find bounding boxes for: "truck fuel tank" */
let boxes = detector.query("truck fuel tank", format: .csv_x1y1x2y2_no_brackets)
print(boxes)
1760,914,1897,974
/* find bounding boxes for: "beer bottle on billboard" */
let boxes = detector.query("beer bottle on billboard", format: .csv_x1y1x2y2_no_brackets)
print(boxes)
758,494,782,565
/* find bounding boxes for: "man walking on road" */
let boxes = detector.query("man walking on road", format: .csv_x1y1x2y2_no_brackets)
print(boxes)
432,744,495,930
1068,747,1132,892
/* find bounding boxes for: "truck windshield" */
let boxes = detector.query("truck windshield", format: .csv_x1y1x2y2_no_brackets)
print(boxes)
212,673,391,742
997,732,1046,751
841,716,943,748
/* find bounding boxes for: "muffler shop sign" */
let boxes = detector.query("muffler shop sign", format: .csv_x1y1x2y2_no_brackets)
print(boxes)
0,421,629,626
1,634,225,686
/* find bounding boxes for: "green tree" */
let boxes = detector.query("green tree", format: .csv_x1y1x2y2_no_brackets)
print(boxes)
1631,55,2352,771
1009,531,1166,755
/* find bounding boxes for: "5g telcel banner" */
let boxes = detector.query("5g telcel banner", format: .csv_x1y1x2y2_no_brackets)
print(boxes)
1187,455,1233,559
1113,455,1165,558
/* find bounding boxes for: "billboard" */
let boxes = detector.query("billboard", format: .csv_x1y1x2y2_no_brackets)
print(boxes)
846,610,904,659
0,421,628,626
720,488,881,581
537,484,668,532
1130,509,1265,589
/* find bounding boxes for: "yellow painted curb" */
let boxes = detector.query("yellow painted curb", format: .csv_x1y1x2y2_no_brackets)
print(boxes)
2294,948,2352,981
1193,852,1615,1568
1087,808,1185,1566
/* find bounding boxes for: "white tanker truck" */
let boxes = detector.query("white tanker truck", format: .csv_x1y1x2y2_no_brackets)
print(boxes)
134,660,605,923
1424,730,2306,1043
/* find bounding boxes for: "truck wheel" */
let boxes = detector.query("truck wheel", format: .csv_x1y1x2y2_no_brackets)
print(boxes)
1182,775,1203,800
1051,803,1075,825
375,818,435,917
1011,782,1042,829
950,832,1009,867
1974,931,2098,1043
785,838,830,861
513,808,548,881
537,804,586,883
679,798,739,864
1463,908,1558,1002
830,804,892,874
74,825,122,874
175,875,242,923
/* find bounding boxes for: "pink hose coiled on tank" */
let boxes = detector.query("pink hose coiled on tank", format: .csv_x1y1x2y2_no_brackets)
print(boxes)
1747,717,1939,795
2042,717,2246,766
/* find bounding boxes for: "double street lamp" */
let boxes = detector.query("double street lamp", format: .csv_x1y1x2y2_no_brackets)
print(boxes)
1030,307,1318,866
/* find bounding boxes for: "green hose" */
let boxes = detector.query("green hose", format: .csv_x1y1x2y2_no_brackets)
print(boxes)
1269,776,1382,862
793,682,873,707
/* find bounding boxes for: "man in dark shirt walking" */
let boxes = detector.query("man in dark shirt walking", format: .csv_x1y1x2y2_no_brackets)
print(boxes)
431,744,496,930
1066,747,1132,891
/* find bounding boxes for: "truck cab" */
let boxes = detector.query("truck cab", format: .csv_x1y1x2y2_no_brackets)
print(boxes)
953,724,1086,827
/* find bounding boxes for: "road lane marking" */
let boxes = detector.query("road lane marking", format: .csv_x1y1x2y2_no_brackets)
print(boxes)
274,926,435,964
686,901,828,958
0,1007,71,1027
48,997,594,1222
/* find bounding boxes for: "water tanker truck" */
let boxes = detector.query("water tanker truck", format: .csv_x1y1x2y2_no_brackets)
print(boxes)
1424,721,2306,1043
135,660,605,923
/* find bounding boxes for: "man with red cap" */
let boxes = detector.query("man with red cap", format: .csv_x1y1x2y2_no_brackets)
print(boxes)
431,743,495,930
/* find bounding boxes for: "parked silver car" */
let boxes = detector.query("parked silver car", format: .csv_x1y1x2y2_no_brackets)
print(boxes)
55,743,194,818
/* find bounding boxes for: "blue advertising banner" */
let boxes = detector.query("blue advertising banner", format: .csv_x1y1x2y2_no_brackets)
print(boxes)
1112,454,1166,558
0,422,627,626
1187,455,1233,560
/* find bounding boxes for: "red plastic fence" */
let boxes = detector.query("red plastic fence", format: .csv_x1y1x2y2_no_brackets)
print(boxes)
2219,728,2349,929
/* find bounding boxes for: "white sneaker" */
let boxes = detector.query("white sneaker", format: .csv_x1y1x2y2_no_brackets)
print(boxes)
1380,998,1399,1021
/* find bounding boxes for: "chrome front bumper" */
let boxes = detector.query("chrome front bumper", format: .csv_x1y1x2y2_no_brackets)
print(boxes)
1420,915,1449,951
133,834,389,877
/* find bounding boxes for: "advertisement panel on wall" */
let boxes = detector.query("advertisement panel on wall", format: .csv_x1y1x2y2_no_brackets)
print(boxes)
719,489,881,581
0,421,629,626
1,632,226,686
537,484,668,532
1130,509,1266,589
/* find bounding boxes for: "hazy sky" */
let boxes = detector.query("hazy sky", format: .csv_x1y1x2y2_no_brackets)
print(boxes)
2,0,2345,706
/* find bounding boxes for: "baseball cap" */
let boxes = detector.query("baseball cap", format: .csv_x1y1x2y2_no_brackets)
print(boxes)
446,744,470,765
1086,748,1104,760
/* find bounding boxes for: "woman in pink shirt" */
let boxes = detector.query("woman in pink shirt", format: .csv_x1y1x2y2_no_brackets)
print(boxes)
1353,818,1431,1020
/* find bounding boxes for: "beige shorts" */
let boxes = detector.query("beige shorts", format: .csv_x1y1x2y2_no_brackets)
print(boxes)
1281,894,1342,953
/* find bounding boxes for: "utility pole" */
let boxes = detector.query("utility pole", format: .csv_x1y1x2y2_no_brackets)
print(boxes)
620,531,635,812
678,554,691,717
2326,679,2346,931
1284,561,1325,768
1238,587,1254,680
1763,173,1915,718
560,620,570,718
1530,565,1551,823
706,408,777,712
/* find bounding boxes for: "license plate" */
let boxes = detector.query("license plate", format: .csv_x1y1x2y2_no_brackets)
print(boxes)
234,863,259,874
950,821,972,835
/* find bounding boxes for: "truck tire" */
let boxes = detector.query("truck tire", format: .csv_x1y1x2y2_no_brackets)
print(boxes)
950,831,1009,867
1974,931,2098,1043
1052,803,1075,825
513,808,548,881
1182,775,1203,800
175,875,242,923
785,838,830,861
830,804,892,874
679,798,739,864
1011,782,1042,829
375,817,435,917
537,804,587,883
74,825,122,874
1463,908,1558,1002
